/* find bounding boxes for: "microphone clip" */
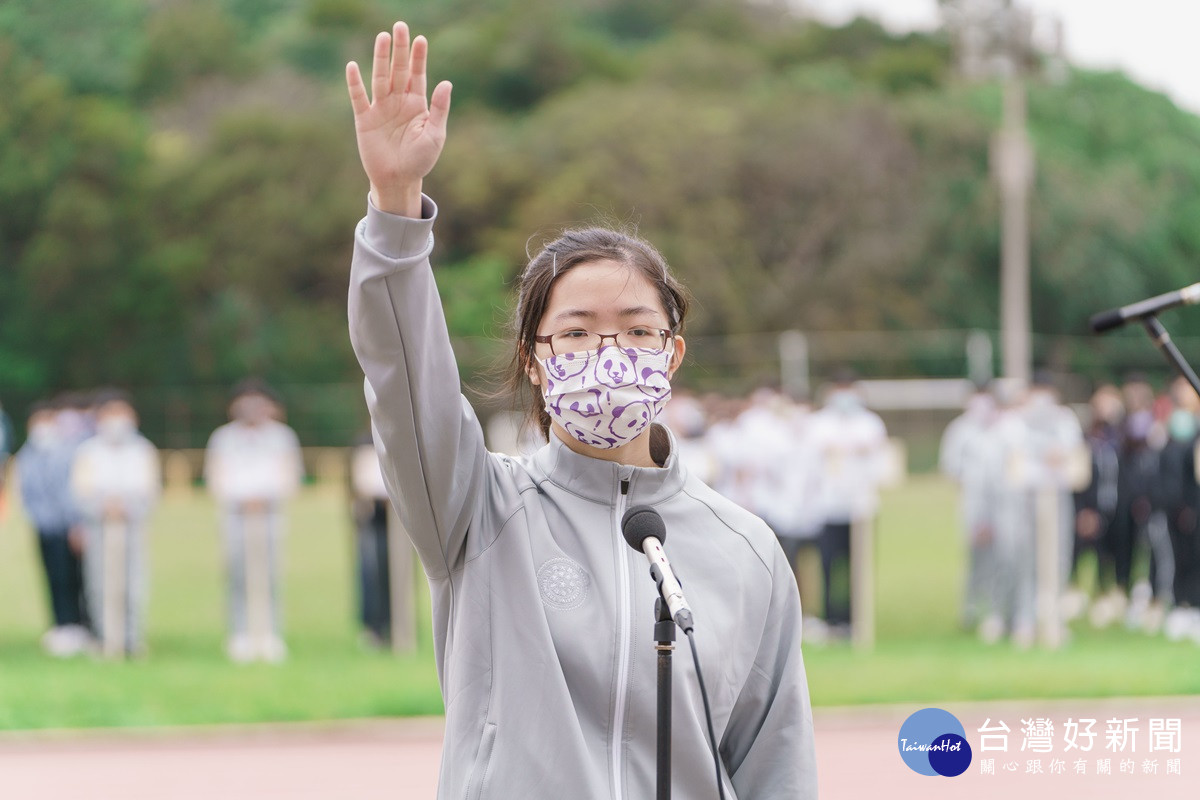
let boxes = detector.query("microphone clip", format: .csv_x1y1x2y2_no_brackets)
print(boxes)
651,564,693,635
654,597,676,646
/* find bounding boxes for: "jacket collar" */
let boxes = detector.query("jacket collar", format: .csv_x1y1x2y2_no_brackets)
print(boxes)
530,423,687,506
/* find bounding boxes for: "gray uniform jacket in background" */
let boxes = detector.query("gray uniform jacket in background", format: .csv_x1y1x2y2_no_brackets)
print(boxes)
348,196,818,800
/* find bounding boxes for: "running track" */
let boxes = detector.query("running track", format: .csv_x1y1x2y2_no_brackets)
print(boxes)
1,698,1196,798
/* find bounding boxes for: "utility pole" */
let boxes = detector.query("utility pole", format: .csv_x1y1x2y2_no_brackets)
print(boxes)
945,1,1069,650
994,75,1033,385
942,0,1058,388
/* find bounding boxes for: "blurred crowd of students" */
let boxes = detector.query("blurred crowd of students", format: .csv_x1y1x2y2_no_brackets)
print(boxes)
940,373,1200,648
12,369,1193,661
0,381,305,662
660,373,895,642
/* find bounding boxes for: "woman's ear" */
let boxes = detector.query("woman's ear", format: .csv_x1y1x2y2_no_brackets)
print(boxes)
667,336,686,378
525,353,542,387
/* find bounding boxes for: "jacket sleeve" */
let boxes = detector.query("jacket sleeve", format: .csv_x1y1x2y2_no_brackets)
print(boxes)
720,550,818,799
347,195,490,579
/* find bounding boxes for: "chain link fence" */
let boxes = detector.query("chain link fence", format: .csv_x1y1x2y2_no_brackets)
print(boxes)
3,326,1192,473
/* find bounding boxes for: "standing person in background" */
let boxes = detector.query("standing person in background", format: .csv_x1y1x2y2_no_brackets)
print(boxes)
1141,381,1181,634
736,388,823,593
0,399,13,518
939,384,1002,634
987,383,1034,645
661,388,715,485
70,391,160,657
990,375,1086,648
809,370,889,636
16,401,89,656
1160,377,1200,642
773,394,825,593
55,391,95,445
1112,375,1161,630
729,386,786,518
705,393,753,508
204,379,304,663
1072,384,1123,627
1023,374,1087,636
349,430,392,648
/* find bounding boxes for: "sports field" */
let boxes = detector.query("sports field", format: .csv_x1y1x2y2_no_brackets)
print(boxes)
0,476,1196,730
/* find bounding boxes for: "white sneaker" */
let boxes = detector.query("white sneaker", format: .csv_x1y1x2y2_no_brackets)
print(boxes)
802,616,829,646
1165,608,1193,642
1142,602,1166,635
1061,589,1088,622
60,625,92,656
262,636,288,664
1011,624,1035,651
41,627,72,658
1188,608,1200,645
1125,582,1152,630
1088,595,1113,628
978,614,1005,645
226,635,255,663
1088,590,1125,629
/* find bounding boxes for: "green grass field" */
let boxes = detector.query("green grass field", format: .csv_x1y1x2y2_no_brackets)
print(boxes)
0,476,1196,730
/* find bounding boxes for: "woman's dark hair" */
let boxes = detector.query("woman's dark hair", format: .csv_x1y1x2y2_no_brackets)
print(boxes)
505,227,689,440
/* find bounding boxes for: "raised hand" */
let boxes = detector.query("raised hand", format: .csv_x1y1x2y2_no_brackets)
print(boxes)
346,22,452,218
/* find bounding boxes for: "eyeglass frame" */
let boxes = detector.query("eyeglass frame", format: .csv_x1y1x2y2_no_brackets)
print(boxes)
533,327,677,356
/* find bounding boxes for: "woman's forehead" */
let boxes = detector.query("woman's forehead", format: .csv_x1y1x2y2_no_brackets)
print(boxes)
543,259,667,323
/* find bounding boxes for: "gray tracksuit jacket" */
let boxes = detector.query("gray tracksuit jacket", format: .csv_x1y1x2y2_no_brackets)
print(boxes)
349,197,817,799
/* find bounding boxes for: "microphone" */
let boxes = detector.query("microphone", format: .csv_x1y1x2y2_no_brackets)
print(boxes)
621,505,694,633
1090,283,1200,334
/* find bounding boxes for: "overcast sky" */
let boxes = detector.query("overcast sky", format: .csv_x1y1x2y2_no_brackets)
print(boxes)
802,0,1200,114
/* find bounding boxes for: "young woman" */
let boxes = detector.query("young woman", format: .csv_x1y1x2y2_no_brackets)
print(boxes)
346,22,816,799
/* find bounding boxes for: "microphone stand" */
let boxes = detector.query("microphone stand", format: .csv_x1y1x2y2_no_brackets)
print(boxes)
653,594,676,800
1140,315,1200,399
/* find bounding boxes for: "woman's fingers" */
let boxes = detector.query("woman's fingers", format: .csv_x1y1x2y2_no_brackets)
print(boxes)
345,62,371,116
428,80,453,133
409,35,428,102
351,23,444,130
371,31,391,101
389,22,410,101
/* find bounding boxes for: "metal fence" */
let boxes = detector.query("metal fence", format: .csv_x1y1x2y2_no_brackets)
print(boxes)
2,326,1190,462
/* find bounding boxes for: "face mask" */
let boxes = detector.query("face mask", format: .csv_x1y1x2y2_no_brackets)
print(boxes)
28,424,58,449
97,416,136,444
1168,409,1197,442
828,390,860,413
539,345,673,450
56,410,87,440
1028,390,1055,409
232,395,272,425
966,394,996,421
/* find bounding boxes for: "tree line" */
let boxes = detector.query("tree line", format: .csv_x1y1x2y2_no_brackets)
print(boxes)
2,0,1199,443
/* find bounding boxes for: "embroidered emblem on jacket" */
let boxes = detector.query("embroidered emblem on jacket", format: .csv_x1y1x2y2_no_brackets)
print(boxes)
537,557,590,611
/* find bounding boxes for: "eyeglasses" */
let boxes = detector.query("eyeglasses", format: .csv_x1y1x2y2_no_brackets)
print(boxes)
534,327,673,356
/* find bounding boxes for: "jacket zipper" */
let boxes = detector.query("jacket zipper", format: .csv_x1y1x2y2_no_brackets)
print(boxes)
610,472,632,800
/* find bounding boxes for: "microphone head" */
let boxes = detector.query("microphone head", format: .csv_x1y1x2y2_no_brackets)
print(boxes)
621,505,666,551
1089,308,1124,335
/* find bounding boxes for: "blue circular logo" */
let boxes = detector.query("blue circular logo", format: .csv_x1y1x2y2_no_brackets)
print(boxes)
898,708,972,777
